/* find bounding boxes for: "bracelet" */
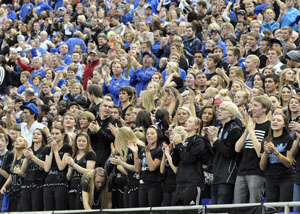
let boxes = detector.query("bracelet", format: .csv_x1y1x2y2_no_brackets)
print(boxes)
274,152,280,156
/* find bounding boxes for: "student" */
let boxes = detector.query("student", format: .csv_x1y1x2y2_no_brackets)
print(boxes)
260,113,294,202
17,71,31,95
137,125,163,207
0,133,13,209
81,167,112,209
65,132,96,210
109,127,145,208
43,125,72,210
207,101,243,204
264,74,279,95
20,129,48,211
0,137,28,211
172,118,207,206
235,95,271,203
119,86,133,119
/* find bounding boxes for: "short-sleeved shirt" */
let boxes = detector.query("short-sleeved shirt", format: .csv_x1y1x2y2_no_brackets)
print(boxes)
10,157,25,192
44,144,72,187
22,146,48,189
265,133,295,179
139,146,163,186
69,151,96,192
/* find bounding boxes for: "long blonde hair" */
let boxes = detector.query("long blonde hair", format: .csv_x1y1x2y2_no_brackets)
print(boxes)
140,90,155,112
114,127,145,162
13,136,29,166
82,167,110,209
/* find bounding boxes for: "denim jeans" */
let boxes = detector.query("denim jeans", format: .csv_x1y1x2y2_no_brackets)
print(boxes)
234,175,265,203
211,183,234,204
293,183,300,212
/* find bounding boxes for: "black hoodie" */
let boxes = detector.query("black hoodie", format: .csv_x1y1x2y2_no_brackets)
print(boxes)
173,135,207,188
212,120,242,185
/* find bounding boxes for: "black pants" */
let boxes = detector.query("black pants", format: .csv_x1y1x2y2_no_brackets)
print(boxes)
139,184,163,207
172,186,201,206
162,191,176,206
124,186,139,208
43,186,68,210
266,177,293,202
68,191,83,210
9,190,22,212
21,188,44,211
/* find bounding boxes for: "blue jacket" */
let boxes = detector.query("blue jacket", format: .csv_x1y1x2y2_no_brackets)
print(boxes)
281,8,299,31
121,8,134,25
36,1,53,16
20,3,34,21
254,3,270,14
260,20,280,33
62,55,72,66
129,67,157,97
103,75,129,105
65,37,87,55
152,41,161,55
7,11,17,21
183,36,201,65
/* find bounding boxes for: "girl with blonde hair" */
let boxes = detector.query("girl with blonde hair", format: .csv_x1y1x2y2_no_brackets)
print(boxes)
164,62,183,89
280,68,296,89
147,81,162,100
81,167,112,209
221,22,235,40
160,126,187,205
140,90,156,112
110,127,145,208
0,136,28,211
278,85,293,108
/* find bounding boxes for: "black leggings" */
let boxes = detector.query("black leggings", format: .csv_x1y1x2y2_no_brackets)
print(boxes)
9,190,22,212
124,186,139,208
139,184,162,207
43,186,68,210
266,177,293,202
162,191,175,206
68,191,83,210
21,188,44,211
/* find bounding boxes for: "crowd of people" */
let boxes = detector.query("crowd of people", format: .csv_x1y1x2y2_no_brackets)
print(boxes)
0,0,300,211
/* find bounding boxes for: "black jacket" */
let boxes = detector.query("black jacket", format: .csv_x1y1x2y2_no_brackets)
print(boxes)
212,120,242,185
89,115,122,167
173,134,207,188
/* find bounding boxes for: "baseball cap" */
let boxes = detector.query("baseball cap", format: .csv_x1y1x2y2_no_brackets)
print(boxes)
20,103,39,116
6,4,13,9
211,29,220,34
142,51,155,59
286,50,300,63
89,49,99,55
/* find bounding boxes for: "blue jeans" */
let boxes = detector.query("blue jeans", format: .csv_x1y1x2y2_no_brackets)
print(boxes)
211,183,234,204
293,183,300,212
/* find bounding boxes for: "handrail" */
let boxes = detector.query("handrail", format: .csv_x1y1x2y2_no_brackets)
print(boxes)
7,202,300,214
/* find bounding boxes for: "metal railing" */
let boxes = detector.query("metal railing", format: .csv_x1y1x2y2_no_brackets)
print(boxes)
6,202,300,214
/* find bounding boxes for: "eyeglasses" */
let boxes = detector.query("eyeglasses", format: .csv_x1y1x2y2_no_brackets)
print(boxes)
218,107,228,112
